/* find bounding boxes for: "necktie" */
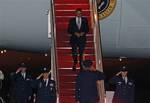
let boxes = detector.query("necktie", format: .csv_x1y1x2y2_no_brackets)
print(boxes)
44,79,48,86
77,17,81,29
44,80,47,86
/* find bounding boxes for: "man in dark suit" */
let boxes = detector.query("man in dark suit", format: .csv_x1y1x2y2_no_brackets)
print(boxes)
75,60,105,103
10,63,33,103
109,66,135,103
68,8,89,70
34,67,56,103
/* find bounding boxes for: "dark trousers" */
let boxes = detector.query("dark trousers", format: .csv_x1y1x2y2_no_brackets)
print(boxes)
71,40,86,67
15,95,29,103
79,98,97,103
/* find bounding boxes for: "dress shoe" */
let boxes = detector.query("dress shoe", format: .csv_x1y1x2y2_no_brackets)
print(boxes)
72,65,76,71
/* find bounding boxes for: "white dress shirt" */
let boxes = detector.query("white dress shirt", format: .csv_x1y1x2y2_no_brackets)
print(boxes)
44,79,49,86
123,77,128,84
76,17,81,29
22,72,26,79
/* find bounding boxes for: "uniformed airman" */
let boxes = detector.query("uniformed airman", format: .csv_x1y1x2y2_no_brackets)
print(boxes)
35,67,56,103
109,66,135,103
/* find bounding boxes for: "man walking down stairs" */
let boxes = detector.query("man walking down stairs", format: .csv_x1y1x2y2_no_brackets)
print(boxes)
68,8,89,71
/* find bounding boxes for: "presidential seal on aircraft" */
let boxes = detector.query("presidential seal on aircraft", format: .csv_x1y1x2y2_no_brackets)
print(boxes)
97,0,117,20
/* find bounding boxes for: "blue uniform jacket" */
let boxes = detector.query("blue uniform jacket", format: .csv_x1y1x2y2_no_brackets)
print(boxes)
110,76,135,103
11,72,33,103
34,78,56,103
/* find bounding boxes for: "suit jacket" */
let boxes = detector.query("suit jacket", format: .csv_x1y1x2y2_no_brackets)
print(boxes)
110,76,135,103
68,17,89,44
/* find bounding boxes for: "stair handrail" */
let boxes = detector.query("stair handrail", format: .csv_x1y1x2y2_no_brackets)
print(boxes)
89,0,105,103
48,0,60,102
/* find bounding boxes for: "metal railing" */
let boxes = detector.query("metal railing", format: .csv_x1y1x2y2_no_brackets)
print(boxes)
0,80,5,103
89,0,105,103
49,0,105,102
48,0,60,102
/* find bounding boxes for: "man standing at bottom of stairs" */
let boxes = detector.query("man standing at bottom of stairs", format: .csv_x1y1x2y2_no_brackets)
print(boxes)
75,60,105,103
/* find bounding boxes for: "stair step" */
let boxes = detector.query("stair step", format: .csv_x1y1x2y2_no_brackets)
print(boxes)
59,97,76,103
57,42,94,47
54,0,89,4
58,69,80,74
59,96,75,99
59,91,75,96
57,63,96,70
56,48,95,54
55,10,90,16
57,53,95,58
56,40,94,43
56,30,93,35
54,4,90,10
56,53,95,57
58,67,81,70
55,4,89,6
56,29,93,34
56,22,92,31
58,61,79,68
56,23,93,31
58,61,96,71
59,94,75,97
55,34,94,40
59,76,77,82
56,36,94,41
57,63,93,68
57,56,95,66
59,83,75,89
57,63,80,68
57,37,94,43
58,62,95,70
57,47,95,50
56,33,94,38
55,16,91,23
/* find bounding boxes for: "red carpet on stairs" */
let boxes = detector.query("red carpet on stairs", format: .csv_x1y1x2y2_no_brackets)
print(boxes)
54,0,96,102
